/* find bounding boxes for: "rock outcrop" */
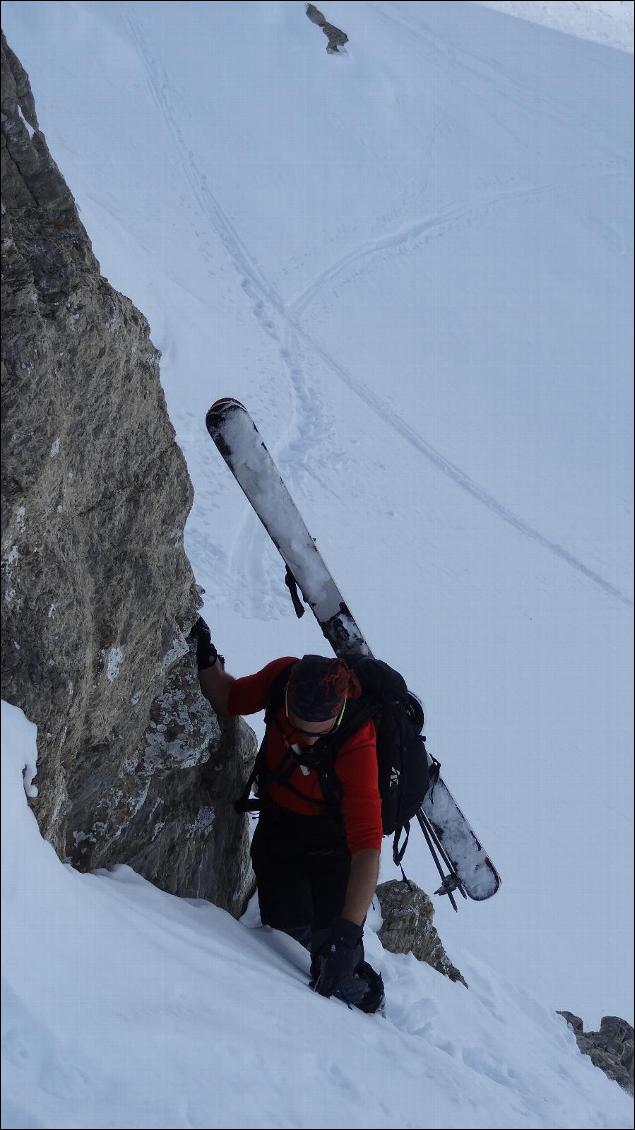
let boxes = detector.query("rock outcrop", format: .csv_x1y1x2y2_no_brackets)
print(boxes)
376,879,467,987
1,33,254,915
306,4,349,53
558,1012,634,1095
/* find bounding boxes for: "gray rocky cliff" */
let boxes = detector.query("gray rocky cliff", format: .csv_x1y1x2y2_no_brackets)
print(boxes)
1,33,255,916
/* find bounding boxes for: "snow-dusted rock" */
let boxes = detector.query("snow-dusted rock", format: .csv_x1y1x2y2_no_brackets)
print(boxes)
558,1012,634,1095
306,4,348,53
376,879,467,987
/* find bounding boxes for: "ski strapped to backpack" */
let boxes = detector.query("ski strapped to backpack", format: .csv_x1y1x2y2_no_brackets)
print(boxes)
208,398,501,906
235,656,431,867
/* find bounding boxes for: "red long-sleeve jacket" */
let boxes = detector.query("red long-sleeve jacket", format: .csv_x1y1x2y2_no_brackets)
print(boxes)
227,657,383,854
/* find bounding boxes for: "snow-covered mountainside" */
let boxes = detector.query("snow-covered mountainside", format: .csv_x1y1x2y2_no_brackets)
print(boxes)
3,699,633,1129
2,0,633,1126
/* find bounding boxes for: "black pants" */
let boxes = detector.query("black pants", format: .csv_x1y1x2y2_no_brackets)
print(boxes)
250,802,351,934
251,802,384,1012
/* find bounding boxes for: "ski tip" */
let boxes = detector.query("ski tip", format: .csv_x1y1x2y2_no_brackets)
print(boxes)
209,398,246,412
206,398,246,433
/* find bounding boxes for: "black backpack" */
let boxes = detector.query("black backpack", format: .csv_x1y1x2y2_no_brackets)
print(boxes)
235,656,432,865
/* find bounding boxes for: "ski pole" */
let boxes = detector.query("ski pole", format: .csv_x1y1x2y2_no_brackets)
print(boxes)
415,809,467,911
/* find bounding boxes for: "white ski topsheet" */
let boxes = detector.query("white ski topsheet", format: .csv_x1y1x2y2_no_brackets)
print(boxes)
215,405,369,653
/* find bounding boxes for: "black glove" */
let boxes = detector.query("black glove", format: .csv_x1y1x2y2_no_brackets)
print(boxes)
191,616,222,671
312,918,363,1000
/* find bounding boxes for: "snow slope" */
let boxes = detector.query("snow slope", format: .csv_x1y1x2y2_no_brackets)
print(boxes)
1,1,633,1124
2,700,633,1130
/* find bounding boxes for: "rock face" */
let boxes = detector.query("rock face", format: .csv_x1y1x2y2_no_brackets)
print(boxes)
376,879,467,987
306,4,349,53
558,1012,634,1095
1,33,254,916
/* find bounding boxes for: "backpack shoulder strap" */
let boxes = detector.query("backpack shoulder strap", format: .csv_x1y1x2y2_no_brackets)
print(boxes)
234,660,296,814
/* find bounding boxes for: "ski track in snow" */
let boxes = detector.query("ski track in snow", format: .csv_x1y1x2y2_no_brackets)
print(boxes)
294,328,633,607
119,4,297,619
120,3,339,622
287,168,630,319
120,2,632,611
